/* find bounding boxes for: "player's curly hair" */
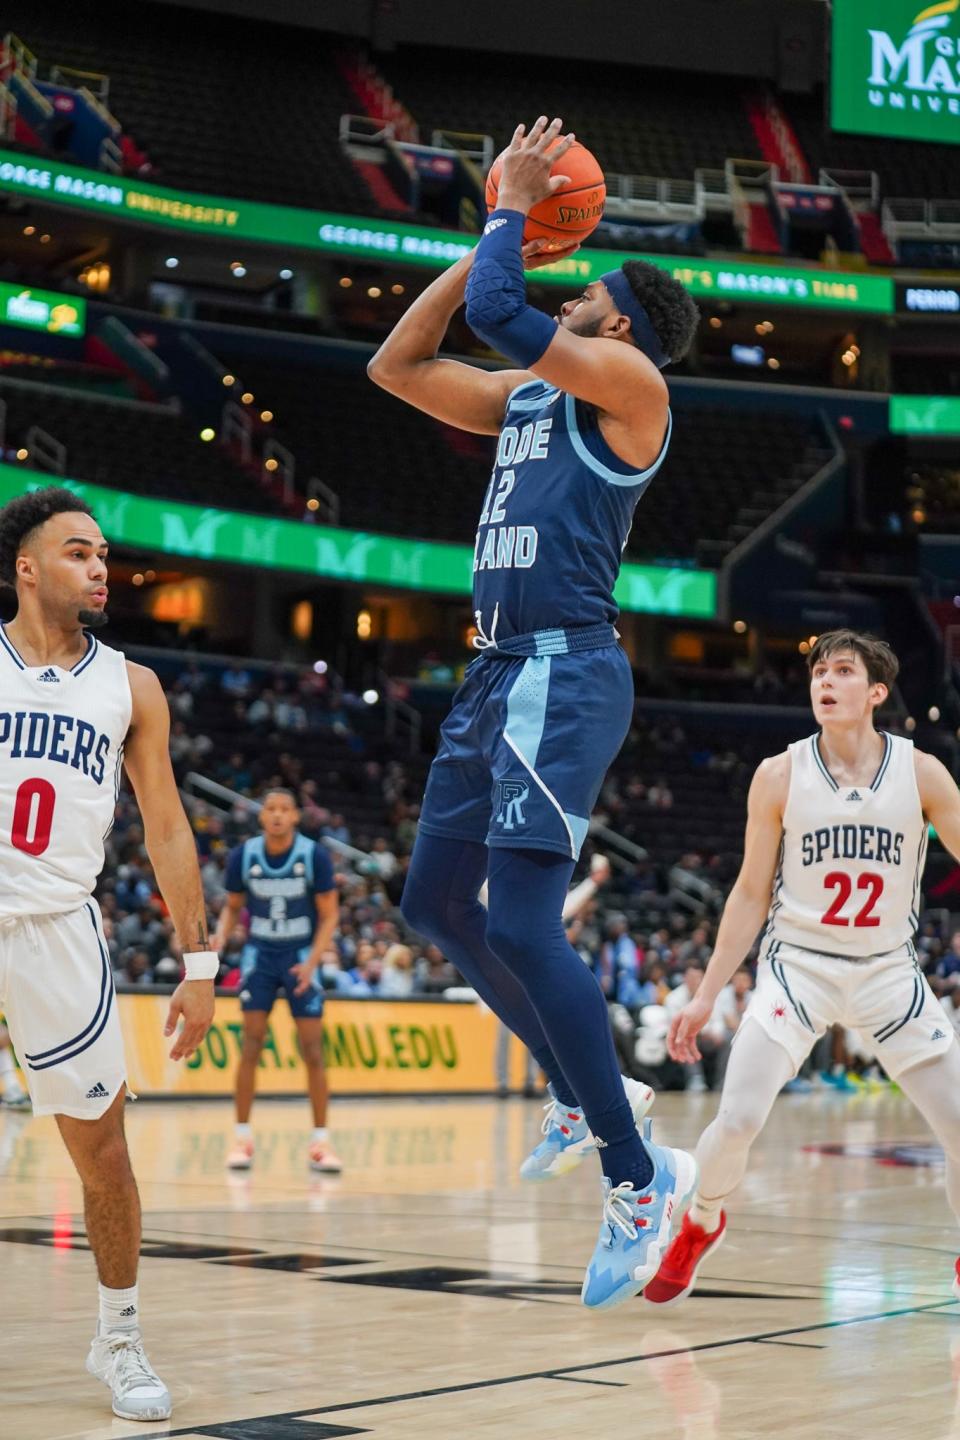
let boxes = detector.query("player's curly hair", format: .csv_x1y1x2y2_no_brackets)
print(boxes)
0,486,94,588
621,259,700,364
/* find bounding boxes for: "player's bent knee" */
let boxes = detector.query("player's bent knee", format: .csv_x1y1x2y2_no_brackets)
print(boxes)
484,916,527,971
714,1099,769,1145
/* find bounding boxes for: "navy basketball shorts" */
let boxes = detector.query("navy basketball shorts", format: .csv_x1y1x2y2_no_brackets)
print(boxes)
240,945,324,1019
418,645,635,860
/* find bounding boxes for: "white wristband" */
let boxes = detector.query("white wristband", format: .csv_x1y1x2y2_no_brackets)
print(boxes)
183,950,219,981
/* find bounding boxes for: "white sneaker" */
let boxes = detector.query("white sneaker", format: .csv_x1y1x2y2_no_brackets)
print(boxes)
1,1084,31,1110
86,1328,172,1421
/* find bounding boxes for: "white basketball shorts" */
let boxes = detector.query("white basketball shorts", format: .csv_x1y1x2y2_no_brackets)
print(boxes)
744,940,953,1079
0,899,127,1119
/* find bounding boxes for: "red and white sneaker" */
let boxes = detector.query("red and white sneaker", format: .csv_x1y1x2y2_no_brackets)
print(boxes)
226,1137,254,1170
952,1257,960,1300
308,1140,343,1174
643,1210,726,1307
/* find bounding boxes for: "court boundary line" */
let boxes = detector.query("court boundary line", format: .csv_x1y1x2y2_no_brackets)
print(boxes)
112,1297,959,1440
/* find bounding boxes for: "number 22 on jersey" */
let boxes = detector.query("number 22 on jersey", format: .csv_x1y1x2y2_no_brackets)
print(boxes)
821,871,884,928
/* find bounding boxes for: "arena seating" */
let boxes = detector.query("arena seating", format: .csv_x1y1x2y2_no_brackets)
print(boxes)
785,90,960,201
4,0,376,213
213,356,827,565
377,48,763,184
0,378,283,513
908,463,960,535
175,683,398,848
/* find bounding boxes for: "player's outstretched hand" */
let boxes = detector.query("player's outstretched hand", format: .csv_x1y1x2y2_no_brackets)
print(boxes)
164,978,215,1060
290,961,317,997
521,238,581,270
667,995,714,1064
498,115,576,213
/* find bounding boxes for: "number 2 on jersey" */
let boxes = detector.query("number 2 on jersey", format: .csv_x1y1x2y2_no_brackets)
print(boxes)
11,777,56,857
821,871,884,928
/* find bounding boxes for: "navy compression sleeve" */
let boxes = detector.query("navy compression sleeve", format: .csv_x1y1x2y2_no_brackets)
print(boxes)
464,209,557,367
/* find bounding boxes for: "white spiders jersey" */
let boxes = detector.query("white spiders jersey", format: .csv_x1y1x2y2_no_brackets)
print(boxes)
766,731,927,959
0,626,131,917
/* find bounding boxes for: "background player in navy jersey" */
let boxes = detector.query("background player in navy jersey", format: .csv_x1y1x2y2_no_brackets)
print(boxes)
369,116,700,1309
213,789,342,1174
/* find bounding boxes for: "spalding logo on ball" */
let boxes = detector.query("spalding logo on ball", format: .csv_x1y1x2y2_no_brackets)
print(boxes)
485,140,606,253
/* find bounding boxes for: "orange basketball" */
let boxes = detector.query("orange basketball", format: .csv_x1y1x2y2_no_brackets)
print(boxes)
485,140,606,253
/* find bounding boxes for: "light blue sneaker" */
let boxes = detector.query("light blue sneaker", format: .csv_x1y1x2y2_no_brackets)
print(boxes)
520,1077,655,1183
581,1127,697,1311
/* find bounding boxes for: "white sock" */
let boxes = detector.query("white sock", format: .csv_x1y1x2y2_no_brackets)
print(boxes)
0,1048,15,1082
235,1122,253,1140
311,1127,329,1144
98,1282,139,1335
689,1193,724,1234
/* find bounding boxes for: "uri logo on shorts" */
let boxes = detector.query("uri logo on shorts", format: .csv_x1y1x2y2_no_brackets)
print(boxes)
495,779,530,831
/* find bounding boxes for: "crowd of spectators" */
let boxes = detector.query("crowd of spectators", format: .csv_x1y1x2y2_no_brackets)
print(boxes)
96,654,960,1092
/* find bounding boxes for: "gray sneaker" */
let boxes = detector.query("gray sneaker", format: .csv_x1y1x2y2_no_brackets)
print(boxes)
86,1328,172,1421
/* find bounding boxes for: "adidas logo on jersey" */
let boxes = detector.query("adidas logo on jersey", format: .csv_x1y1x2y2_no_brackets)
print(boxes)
931,1029,946,1042
36,668,59,683
85,1081,110,1100
845,789,862,802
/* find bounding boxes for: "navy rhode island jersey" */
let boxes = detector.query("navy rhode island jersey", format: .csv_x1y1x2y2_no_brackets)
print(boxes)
225,832,336,951
472,379,672,641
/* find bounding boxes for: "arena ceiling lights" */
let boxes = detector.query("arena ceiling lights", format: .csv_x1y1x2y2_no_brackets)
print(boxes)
0,148,893,316
0,466,718,620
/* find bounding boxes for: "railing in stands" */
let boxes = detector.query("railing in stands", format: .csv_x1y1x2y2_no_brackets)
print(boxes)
1,32,37,81
0,80,16,139
819,168,879,207
430,129,494,172
221,400,253,466
587,820,648,872
49,64,110,104
883,197,960,242
306,476,340,525
24,424,66,475
604,173,701,222
261,435,296,506
379,670,421,757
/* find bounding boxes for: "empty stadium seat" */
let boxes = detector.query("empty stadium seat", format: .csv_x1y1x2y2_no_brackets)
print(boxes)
0,378,284,513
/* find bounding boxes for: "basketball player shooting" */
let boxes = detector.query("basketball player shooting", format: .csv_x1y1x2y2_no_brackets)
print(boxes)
369,116,700,1309
0,487,216,1421
645,630,960,1306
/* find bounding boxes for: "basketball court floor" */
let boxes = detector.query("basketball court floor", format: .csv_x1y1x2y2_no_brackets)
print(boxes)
3,1088,960,1439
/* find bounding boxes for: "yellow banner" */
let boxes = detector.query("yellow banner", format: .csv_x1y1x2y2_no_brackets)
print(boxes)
109,993,527,1097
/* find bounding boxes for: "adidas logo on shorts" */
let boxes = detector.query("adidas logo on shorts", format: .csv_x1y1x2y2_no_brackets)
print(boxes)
85,1081,110,1100
36,668,60,683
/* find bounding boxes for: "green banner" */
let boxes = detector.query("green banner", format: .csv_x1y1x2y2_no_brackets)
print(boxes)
0,280,85,336
890,393,960,434
0,465,717,618
0,148,892,314
832,0,960,146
